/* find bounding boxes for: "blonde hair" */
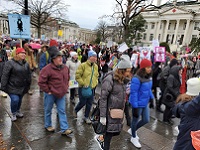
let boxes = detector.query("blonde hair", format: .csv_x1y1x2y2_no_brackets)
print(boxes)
176,93,195,104
113,69,125,84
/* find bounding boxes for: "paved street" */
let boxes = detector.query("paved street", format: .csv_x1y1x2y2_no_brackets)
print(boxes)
0,77,179,150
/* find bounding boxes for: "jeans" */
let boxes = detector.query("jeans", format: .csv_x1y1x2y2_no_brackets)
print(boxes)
131,106,150,137
75,87,94,118
9,94,23,114
44,93,69,132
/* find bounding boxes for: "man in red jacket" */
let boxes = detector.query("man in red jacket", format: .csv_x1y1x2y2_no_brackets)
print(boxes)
38,46,72,135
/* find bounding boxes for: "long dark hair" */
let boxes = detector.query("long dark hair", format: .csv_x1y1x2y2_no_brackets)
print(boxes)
136,68,152,78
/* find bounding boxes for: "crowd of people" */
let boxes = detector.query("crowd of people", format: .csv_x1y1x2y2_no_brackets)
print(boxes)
1,39,200,149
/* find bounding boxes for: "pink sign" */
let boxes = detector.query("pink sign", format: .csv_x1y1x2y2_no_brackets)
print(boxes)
154,47,166,62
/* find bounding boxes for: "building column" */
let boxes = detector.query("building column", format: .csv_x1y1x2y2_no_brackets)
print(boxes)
173,19,180,44
163,19,169,42
155,20,161,40
182,19,190,45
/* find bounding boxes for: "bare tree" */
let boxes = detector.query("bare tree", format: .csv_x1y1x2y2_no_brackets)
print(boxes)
96,20,110,42
10,0,68,38
110,0,160,43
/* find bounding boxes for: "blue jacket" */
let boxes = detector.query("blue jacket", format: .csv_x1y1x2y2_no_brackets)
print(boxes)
39,52,50,70
173,95,200,150
129,75,154,108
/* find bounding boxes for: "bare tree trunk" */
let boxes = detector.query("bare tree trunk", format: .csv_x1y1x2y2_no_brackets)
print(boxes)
37,27,41,39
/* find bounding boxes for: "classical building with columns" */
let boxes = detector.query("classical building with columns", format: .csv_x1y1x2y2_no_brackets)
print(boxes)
0,13,9,35
141,0,200,51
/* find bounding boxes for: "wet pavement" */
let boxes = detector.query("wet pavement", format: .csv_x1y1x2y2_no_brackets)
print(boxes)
0,76,179,150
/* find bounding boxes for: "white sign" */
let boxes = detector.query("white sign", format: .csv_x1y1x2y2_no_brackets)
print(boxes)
107,41,113,48
8,14,31,39
152,39,159,53
117,42,129,53
139,47,151,61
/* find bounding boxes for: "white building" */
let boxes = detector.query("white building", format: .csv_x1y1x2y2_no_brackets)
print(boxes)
0,13,9,36
141,0,200,51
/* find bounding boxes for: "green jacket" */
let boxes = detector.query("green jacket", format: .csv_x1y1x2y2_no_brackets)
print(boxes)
75,60,99,88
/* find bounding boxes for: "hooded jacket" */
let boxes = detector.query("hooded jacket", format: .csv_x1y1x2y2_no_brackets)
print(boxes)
162,66,182,107
173,95,200,150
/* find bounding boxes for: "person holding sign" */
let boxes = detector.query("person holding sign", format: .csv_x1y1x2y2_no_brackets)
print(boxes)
66,51,81,104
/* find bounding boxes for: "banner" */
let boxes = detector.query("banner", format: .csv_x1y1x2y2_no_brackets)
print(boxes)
154,47,166,62
69,80,79,89
117,42,129,53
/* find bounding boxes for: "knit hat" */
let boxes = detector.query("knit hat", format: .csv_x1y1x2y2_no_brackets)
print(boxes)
186,78,200,96
48,46,62,59
88,50,97,57
117,54,132,69
140,59,152,69
49,39,58,47
16,48,26,54
70,51,77,57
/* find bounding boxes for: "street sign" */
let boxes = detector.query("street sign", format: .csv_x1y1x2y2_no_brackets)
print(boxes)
8,14,31,39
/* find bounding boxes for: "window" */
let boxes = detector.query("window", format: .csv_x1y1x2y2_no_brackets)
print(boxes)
149,34,154,41
168,23,171,30
158,34,161,40
151,23,155,29
160,23,162,29
174,23,177,30
194,22,199,30
143,33,146,40
145,24,148,29
183,22,187,30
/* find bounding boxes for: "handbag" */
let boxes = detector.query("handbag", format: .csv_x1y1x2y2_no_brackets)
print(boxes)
81,66,94,98
110,109,124,119
90,101,106,134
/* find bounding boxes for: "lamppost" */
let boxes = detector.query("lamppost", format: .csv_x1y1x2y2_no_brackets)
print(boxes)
57,20,62,40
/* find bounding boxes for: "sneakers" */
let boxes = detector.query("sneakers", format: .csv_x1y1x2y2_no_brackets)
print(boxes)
45,127,55,132
94,135,104,150
16,112,24,118
127,128,139,139
84,118,92,124
11,114,17,122
130,137,141,148
62,129,73,135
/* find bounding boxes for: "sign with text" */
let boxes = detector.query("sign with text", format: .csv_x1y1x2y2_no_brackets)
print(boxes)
154,47,166,62
8,14,31,39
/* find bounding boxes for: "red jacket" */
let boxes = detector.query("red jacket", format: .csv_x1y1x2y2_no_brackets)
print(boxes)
38,63,69,98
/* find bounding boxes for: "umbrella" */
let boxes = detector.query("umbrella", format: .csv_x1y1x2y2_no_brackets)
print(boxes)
29,43,41,49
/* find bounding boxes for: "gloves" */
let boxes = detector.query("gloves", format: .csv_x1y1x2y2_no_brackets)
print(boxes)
149,99,154,109
100,117,106,125
133,108,139,118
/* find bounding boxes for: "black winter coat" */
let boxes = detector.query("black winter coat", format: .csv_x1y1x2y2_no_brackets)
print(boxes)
162,66,181,107
99,72,126,133
0,49,8,80
172,95,200,150
0,59,31,95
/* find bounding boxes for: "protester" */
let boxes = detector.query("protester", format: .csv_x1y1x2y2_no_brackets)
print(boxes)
38,45,50,70
0,48,31,121
128,59,154,148
0,42,8,98
95,55,132,150
38,46,72,135
66,51,81,104
162,65,182,125
173,78,200,150
74,50,99,124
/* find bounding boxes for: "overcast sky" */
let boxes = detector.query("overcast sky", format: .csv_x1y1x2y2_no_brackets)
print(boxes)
0,0,171,30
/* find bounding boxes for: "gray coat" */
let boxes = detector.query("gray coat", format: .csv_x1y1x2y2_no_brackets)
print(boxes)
99,72,126,133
